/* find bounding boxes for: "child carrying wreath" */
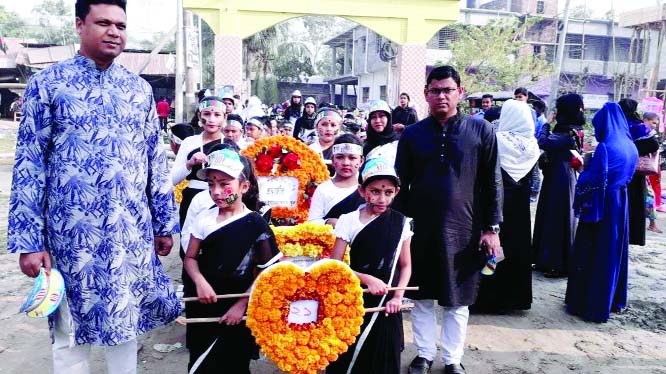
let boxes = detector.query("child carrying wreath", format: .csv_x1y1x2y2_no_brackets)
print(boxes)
327,157,413,374
183,148,279,373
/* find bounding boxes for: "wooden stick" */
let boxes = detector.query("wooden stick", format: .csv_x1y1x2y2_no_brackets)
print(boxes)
180,286,419,303
175,303,416,325
180,292,250,303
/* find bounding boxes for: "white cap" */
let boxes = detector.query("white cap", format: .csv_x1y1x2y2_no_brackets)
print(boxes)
292,90,302,97
367,99,391,117
304,97,317,106
361,157,400,186
197,149,245,180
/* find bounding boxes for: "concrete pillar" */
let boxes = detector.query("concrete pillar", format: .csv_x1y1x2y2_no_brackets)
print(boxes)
214,34,243,94
397,44,427,119
329,84,335,105
342,84,347,107
184,11,199,121
332,47,337,75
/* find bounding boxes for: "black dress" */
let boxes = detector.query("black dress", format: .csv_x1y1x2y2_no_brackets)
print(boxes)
184,210,279,373
532,129,579,275
628,135,660,246
323,191,365,221
472,169,532,312
327,209,407,374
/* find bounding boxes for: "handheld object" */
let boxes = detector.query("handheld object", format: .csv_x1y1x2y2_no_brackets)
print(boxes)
20,268,65,318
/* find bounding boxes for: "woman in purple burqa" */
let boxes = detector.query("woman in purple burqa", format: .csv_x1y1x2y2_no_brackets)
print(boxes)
619,98,660,246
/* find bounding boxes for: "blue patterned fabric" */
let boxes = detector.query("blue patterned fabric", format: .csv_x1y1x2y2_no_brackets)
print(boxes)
8,55,181,346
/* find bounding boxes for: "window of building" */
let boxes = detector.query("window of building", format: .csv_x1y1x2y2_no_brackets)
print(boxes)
536,1,545,14
565,34,583,60
439,27,458,49
379,85,387,101
615,38,644,63
533,44,542,55
362,87,370,103
376,35,383,54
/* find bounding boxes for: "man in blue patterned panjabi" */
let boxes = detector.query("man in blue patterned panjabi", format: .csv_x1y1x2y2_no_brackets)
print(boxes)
8,1,181,373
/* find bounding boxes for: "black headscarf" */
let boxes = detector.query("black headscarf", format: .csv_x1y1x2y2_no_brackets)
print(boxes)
364,110,398,156
553,93,585,133
618,98,642,124
169,123,196,143
483,106,502,123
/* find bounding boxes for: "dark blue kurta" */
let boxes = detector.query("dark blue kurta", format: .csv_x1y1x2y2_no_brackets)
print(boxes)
395,114,503,306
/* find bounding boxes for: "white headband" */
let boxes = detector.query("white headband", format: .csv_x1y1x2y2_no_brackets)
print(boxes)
332,143,363,156
168,132,183,145
225,120,243,129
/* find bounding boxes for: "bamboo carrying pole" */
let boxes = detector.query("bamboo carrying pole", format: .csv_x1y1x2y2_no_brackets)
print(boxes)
179,286,419,303
175,303,416,325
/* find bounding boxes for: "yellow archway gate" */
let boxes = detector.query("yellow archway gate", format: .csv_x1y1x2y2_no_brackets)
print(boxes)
184,0,460,115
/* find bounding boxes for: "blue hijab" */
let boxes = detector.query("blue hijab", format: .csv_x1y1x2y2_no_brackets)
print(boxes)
574,102,638,222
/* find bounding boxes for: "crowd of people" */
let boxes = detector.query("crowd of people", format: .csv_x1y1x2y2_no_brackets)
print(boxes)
6,1,665,374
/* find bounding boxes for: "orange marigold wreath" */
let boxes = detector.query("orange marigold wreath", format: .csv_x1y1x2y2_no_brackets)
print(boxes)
246,260,364,374
242,136,329,225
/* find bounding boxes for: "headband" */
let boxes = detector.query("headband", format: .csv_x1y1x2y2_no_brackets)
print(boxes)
332,143,363,156
168,131,183,145
246,117,265,130
199,97,226,111
314,109,343,126
225,120,243,129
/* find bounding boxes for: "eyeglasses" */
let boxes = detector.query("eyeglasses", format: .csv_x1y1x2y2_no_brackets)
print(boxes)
426,87,458,96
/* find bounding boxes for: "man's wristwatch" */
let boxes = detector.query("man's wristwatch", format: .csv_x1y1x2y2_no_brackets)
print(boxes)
484,225,500,234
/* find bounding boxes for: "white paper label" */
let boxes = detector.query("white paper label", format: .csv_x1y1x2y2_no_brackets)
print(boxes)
257,176,300,208
287,300,319,324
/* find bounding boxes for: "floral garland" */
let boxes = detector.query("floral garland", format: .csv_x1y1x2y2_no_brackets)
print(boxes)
173,179,188,204
247,260,364,374
242,136,329,225
272,222,350,264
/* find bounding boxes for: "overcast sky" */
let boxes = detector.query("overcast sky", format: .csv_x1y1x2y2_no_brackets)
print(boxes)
2,0,664,37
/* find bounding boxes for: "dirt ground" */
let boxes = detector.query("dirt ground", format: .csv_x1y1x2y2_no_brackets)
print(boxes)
0,119,664,373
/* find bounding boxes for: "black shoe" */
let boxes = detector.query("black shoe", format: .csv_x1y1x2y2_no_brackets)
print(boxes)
408,356,433,374
444,363,466,374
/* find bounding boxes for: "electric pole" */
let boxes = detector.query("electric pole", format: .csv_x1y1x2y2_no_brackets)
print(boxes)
549,0,572,110
175,0,185,123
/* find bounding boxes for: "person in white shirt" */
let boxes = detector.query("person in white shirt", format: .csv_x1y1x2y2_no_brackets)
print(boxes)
307,134,364,226
170,92,226,226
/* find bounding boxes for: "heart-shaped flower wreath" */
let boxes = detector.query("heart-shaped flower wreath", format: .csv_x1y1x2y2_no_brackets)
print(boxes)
246,259,364,373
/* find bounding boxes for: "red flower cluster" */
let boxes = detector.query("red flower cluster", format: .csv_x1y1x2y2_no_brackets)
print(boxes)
256,153,274,173
254,143,301,173
282,152,300,170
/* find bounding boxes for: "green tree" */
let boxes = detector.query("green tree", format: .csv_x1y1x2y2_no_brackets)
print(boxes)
136,31,176,53
569,4,594,20
445,18,552,95
273,42,314,82
201,20,215,88
0,5,30,38
245,27,281,103
32,0,78,45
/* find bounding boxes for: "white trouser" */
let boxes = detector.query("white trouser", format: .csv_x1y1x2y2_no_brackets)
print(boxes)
411,299,469,365
52,297,137,374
